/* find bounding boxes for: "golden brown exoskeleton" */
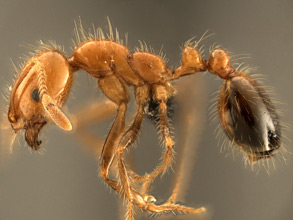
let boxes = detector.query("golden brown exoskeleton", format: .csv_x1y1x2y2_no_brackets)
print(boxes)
8,50,73,150
6,21,281,220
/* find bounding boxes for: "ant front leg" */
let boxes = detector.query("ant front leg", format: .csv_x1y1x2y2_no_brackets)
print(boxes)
98,73,129,190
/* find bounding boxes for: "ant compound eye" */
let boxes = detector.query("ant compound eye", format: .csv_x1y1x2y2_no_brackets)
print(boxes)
31,88,40,102
218,75,281,160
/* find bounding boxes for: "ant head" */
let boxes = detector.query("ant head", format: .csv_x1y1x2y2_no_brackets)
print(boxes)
218,74,281,163
208,49,235,79
8,50,73,150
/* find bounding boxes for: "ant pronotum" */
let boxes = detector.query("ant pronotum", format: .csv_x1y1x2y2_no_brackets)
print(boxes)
5,19,281,219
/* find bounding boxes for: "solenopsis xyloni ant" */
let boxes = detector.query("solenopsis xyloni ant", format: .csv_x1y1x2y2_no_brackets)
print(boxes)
5,19,281,219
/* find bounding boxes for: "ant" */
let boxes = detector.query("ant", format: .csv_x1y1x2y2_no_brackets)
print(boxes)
6,19,281,219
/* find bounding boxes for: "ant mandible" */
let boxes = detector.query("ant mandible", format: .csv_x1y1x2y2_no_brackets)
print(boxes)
6,19,281,219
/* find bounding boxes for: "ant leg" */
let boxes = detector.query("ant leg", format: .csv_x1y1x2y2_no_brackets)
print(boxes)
117,85,150,155
96,73,150,219
167,77,207,204
98,73,129,190
132,84,206,216
71,100,117,157
94,177,206,217
81,78,203,217
139,84,175,195
116,85,154,217
97,50,130,175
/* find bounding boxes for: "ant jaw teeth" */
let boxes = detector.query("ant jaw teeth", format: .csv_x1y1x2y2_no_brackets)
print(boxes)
25,130,42,150
24,120,47,150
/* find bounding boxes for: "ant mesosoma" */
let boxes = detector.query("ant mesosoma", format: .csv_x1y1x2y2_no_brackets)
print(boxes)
6,19,281,219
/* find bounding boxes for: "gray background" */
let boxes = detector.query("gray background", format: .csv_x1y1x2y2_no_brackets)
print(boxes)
0,0,292,220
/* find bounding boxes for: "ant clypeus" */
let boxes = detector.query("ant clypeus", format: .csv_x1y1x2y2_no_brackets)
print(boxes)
6,19,281,219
